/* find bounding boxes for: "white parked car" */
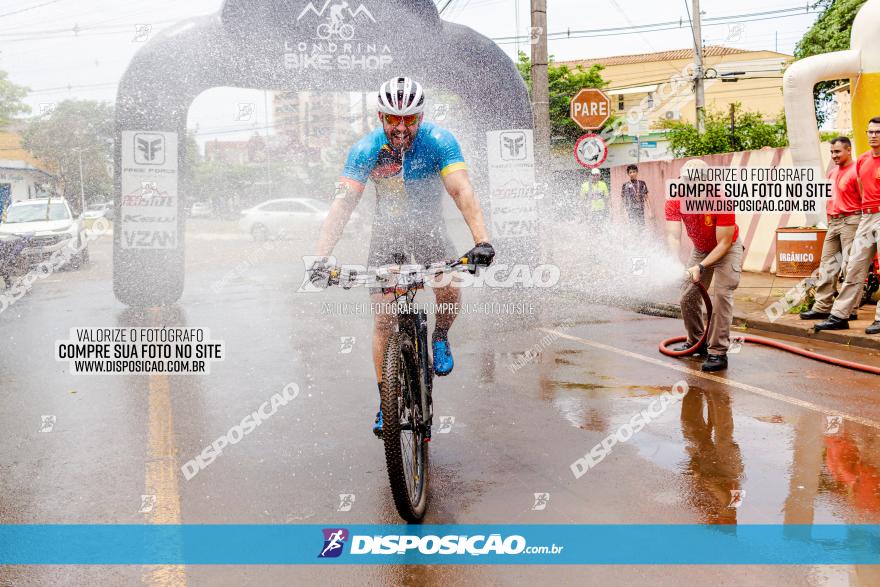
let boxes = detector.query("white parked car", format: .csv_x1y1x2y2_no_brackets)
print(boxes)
239,198,349,241
0,198,89,268
189,201,213,218
82,201,112,220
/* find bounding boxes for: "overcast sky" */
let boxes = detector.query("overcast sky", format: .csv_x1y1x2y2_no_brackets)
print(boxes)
0,0,819,145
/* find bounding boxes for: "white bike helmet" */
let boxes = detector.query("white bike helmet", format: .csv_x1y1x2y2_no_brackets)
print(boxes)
377,77,425,116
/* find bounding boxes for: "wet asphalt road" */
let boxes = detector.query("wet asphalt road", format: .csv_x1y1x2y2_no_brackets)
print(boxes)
0,220,879,586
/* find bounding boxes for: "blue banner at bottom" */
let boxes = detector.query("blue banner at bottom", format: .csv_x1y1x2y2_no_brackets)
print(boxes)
0,525,878,565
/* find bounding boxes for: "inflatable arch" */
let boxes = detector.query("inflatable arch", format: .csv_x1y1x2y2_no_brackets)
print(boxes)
113,0,533,306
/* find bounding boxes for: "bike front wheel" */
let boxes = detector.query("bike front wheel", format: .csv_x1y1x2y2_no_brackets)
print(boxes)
380,333,429,522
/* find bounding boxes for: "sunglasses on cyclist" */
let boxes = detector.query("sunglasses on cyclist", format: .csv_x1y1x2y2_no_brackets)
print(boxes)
382,113,421,127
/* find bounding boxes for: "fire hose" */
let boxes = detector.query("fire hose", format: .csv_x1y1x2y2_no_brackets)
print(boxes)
658,281,880,375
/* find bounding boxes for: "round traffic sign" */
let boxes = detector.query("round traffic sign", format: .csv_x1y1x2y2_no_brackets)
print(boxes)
574,134,608,168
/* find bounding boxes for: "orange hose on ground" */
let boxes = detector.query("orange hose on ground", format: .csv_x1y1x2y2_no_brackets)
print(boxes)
659,282,880,376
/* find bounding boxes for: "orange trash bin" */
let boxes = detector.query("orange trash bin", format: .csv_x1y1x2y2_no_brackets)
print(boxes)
775,227,827,278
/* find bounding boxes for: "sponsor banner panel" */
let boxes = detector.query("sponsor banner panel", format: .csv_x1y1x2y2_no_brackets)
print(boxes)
487,130,538,239
120,131,179,250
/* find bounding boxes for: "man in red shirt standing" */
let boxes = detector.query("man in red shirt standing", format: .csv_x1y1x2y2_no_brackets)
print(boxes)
801,137,861,321
816,117,880,335
666,160,743,372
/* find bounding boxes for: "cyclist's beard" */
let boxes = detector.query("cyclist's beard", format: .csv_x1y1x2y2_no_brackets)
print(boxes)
386,126,417,152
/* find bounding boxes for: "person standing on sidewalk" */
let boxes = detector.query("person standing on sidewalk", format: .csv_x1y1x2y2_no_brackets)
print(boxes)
621,164,655,226
666,160,743,372
816,117,880,335
801,137,861,321
581,168,609,224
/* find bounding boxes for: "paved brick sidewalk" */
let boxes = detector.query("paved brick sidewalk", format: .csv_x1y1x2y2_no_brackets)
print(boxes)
733,271,880,351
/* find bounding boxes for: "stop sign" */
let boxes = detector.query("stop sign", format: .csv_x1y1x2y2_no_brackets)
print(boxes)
570,88,611,130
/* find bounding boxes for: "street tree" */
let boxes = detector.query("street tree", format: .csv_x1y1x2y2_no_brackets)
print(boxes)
0,70,30,128
661,103,788,157
517,52,609,144
794,0,868,125
22,100,114,212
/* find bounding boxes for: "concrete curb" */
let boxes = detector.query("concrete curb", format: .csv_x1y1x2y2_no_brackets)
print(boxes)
556,287,880,352
731,313,880,352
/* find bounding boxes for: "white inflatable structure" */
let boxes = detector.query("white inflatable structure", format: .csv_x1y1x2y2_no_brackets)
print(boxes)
784,0,880,167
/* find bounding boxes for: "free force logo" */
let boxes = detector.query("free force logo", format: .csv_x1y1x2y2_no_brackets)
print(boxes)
318,528,349,558
134,133,165,165
500,131,527,161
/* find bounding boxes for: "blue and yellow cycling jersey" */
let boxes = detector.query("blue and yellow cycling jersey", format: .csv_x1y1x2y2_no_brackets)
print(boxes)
341,121,467,228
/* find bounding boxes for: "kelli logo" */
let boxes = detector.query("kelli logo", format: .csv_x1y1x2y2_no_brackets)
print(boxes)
284,1,392,71
318,528,349,558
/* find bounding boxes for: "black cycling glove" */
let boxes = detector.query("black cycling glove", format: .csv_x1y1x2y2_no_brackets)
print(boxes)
463,242,495,272
307,256,333,289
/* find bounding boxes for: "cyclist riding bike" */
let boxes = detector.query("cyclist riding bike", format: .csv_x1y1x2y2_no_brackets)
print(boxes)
309,76,495,437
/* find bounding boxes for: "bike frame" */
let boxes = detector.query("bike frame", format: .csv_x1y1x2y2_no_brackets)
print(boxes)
389,284,433,433
329,258,466,433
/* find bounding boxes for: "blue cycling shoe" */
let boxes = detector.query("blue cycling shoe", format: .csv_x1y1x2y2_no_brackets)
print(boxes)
372,410,383,438
432,338,454,376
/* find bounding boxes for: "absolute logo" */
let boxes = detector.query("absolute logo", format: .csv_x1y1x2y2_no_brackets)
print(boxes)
121,184,173,208
285,1,392,71
318,528,349,558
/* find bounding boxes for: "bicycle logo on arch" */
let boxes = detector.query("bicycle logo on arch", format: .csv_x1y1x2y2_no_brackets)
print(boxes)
297,1,377,41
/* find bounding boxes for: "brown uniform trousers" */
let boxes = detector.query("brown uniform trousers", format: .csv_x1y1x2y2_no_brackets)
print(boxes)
830,212,880,320
812,215,860,313
681,240,744,356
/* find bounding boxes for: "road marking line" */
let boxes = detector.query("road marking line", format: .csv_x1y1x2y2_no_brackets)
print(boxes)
142,362,186,584
541,328,880,431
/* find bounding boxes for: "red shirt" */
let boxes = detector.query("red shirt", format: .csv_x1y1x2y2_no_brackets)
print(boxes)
856,150,880,211
665,200,739,252
826,161,861,216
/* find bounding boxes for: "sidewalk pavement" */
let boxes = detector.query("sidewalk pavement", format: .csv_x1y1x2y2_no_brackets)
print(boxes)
581,270,880,352
733,271,880,351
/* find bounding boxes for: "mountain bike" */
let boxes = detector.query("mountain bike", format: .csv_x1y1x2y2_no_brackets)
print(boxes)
327,255,469,522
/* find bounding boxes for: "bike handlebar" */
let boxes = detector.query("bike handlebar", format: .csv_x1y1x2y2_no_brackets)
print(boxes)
325,257,474,293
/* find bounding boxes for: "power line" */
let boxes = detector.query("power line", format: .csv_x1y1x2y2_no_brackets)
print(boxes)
492,5,813,44
437,0,457,15
0,0,62,19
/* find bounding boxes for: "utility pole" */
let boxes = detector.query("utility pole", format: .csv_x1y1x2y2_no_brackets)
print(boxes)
264,89,272,200
531,0,550,166
729,103,736,151
691,0,705,133
77,148,85,215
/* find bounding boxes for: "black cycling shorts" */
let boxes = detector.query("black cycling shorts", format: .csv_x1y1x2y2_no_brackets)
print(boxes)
366,223,456,294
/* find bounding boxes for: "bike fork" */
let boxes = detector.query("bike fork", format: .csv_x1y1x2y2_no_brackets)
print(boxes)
414,311,433,441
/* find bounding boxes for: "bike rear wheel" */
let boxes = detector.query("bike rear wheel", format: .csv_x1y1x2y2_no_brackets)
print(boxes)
380,333,429,522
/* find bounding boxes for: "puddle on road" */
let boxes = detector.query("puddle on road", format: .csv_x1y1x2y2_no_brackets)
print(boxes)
528,345,880,527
